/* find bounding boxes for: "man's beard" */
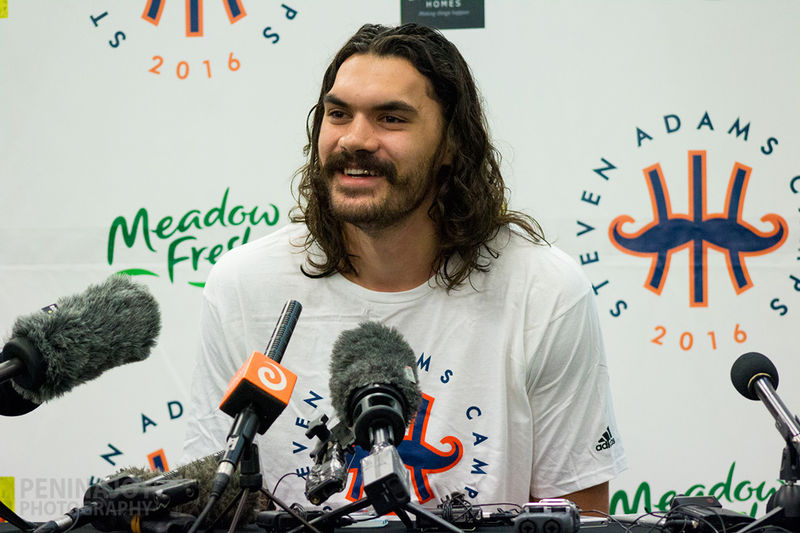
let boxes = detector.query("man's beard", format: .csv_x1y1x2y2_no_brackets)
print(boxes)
319,151,436,232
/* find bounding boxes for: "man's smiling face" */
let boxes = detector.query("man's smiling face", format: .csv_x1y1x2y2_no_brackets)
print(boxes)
317,53,447,231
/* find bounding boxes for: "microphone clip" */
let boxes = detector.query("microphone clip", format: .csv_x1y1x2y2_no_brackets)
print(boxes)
779,434,800,484
71,473,199,532
304,413,354,506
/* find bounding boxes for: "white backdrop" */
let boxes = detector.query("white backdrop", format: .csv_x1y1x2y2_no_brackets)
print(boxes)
1,0,799,520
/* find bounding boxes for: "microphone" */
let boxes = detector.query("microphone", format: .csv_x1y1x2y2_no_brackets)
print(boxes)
210,300,302,498
0,381,40,416
133,452,261,527
150,450,225,481
730,352,800,451
0,276,161,416
328,321,421,449
321,322,431,520
298,324,458,533
36,452,260,533
263,299,304,363
730,352,800,530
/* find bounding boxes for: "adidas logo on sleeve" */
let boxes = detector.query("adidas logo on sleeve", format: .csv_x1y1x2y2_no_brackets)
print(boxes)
595,426,616,451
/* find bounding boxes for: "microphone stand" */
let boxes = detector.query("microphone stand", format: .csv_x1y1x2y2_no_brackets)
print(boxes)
737,425,800,532
287,481,463,533
289,427,462,533
732,372,800,533
204,443,320,533
225,443,262,533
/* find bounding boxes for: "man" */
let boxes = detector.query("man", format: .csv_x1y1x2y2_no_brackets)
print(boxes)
183,23,626,513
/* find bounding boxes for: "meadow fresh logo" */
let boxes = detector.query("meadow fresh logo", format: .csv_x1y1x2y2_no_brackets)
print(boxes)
107,188,279,287
610,462,777,517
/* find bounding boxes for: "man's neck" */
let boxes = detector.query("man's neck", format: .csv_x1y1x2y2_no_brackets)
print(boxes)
341,214,439,292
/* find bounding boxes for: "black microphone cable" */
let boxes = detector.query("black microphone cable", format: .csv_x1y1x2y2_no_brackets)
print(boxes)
0,498,37,532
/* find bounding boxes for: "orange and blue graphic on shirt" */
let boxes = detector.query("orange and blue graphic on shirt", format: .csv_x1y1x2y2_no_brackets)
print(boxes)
142,0,246,36
609,150,787,307
345,393,463,504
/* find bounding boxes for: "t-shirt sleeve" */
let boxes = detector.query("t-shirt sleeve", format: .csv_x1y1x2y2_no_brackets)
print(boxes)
526,287,627,498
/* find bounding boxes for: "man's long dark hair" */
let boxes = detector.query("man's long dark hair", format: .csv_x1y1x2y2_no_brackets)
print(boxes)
290,23,545,291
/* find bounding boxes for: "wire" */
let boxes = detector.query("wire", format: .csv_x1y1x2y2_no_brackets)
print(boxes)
437,492,481,530
664,505,725,533
0,499,37,532
270,471,303,502
640,511,671,533
472,502,524,512
742,526,794,533
187,493,218,533
258,488,323,533
203,488,243,531
609,510,670,533
582,509,671,533
226,488,251,533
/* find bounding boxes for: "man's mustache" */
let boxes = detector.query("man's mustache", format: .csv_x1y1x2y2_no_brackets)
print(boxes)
322,151,397,184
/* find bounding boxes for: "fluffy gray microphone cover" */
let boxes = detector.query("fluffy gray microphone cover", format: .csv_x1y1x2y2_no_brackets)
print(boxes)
120,455,266,527
9,275,161,404
329,321,421,427
122,455,260,526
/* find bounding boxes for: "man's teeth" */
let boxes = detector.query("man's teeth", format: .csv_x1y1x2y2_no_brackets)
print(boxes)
344,168,377,177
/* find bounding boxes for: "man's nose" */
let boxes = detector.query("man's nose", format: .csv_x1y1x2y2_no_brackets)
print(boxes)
338,115,379,153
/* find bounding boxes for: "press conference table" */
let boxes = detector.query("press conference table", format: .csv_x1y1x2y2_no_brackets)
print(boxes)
1,519,773,533
0,522,660,533
1,514,792,533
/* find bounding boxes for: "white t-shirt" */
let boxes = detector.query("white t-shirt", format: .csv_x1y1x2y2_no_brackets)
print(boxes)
182,223,626,509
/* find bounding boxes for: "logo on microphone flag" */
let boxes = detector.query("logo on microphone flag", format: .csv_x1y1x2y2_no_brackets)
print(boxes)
219,351,296,418
258,360,289,392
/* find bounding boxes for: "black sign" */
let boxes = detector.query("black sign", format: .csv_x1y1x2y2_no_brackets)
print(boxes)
401,0,485,30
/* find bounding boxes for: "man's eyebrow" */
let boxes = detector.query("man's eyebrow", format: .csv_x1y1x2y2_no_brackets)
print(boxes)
375,100,418,115
323,93,418,115
323,94,348,108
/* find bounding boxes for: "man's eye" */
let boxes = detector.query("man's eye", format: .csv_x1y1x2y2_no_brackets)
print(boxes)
382,115,405,124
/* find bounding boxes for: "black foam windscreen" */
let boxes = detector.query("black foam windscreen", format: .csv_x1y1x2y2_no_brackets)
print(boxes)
328,321,421,427
6,275,161,404
731,351,779,401
264,300,302,363
0,380,40,416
